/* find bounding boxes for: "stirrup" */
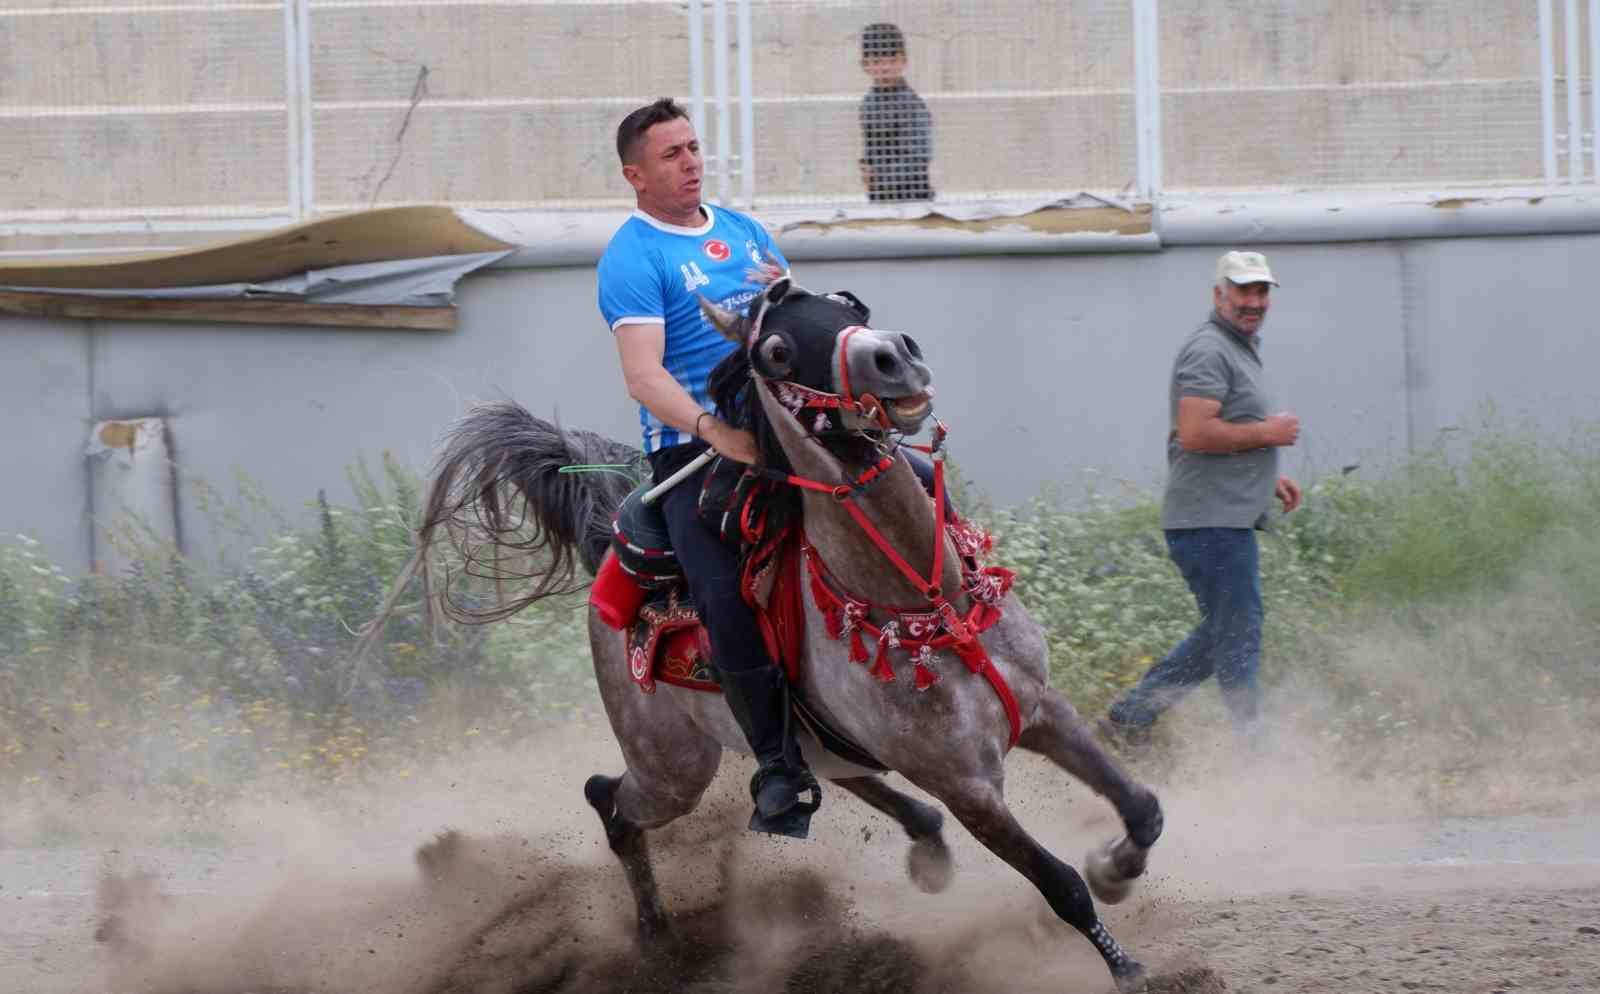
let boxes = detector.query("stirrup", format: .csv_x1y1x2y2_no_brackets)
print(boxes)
747,765,821,839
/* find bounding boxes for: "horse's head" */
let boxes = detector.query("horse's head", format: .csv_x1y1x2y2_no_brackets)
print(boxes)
701,277,934,439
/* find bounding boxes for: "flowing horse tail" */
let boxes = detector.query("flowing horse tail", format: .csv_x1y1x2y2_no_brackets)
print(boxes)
417,400,641,623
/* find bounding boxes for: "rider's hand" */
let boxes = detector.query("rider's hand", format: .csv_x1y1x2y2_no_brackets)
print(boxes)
702,418,759,465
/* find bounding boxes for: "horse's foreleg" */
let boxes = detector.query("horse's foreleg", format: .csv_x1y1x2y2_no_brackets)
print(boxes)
832,775,952,893
943,782,1148,993
1018,690,1163,903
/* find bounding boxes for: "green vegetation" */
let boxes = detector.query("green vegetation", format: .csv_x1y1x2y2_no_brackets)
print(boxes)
3,423,1598,820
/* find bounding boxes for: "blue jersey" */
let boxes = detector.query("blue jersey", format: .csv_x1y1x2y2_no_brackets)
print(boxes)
597,204,788,453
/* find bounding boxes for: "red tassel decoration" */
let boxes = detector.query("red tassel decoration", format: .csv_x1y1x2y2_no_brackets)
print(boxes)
809,566,843,639
913,646,941,691
870,622,900,683
849,626,869,664
821,605,844,641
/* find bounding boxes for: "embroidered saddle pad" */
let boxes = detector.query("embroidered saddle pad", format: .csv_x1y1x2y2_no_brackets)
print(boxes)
622,528,806,696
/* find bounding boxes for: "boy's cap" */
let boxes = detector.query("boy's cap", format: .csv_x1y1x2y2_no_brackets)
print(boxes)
1215,250,1279,286
862,22,906,59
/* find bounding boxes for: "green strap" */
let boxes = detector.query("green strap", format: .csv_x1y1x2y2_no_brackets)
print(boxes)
557,463,639,481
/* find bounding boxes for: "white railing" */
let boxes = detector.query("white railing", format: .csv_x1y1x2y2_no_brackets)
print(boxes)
0,0,1593,246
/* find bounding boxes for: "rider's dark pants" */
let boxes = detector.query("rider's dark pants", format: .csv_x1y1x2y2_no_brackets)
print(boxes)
649,445,770,674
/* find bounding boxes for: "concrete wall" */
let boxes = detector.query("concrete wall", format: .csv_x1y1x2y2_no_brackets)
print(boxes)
5,231,1599,573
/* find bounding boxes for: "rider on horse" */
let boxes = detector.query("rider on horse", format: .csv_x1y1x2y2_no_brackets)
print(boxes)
597,98,813,834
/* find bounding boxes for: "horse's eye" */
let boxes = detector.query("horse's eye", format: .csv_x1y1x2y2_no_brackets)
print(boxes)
758,335,793,374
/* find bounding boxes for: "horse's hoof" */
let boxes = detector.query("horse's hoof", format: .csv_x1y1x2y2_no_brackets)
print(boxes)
907,835,953,894
1128,791,1164,850
1085,839,1135,905
584,774,620,817
1111,959,1149,993
637,909,670,947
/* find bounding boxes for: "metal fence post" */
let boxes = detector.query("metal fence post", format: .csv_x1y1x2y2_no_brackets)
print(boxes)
712,0,732,205
1591,0,1599,182
1132,0,1163,201
737,0,755,207
688,0,707,143
282,0,315,219
1540,0,1558,184
1565,0,1583,183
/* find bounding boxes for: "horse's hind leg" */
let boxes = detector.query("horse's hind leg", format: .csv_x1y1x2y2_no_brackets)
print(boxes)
584,773,672,942
832,775,952,893
585,658,723,945
1018,690,1164,904
942,780,1148,993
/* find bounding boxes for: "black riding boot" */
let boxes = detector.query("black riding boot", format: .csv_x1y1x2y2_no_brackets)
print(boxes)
717,665,821,838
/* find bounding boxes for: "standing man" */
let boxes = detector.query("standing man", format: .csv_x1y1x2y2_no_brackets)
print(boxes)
596,98,814,835
1102,251,1303,747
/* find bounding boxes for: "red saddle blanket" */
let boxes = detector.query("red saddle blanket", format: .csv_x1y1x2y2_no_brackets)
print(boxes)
589,528,806,695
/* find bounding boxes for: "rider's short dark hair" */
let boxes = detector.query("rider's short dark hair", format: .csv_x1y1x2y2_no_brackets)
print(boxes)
616,98,690,165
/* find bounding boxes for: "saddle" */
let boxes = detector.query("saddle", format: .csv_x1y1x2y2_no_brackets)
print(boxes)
591,522,807,693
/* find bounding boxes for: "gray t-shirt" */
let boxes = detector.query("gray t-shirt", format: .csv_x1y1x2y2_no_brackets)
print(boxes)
1160,313,1279,530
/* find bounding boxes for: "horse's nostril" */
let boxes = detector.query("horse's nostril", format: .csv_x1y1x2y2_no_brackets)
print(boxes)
901,335,923,360
874,350,898,376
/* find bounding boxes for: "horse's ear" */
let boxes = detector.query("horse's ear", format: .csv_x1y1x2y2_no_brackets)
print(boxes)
763,276,793,306
739,276,793,344
826,290,871,324
698,296,747,344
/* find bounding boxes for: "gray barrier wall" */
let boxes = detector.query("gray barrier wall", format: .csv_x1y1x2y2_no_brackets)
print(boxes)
5,233,1598,574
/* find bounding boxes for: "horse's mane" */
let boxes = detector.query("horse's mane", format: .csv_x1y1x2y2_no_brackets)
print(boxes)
707,348,792,476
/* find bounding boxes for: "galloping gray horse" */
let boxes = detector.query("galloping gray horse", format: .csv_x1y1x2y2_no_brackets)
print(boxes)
416,279,1166,992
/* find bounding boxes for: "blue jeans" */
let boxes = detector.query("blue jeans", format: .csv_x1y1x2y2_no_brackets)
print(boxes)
1108,528,1263,729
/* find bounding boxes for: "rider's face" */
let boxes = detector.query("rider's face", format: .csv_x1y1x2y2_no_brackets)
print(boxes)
624,117,704,222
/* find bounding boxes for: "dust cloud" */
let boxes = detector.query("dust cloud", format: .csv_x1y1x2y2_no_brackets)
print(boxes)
9,572,1600,994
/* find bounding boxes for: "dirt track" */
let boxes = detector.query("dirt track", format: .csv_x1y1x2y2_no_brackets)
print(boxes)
7,840,1599,994
5,733,1600,994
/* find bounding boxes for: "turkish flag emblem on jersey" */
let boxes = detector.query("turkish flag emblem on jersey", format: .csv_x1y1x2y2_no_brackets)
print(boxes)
702,239,731,262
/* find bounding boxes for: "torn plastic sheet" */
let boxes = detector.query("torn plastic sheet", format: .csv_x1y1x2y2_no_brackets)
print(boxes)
464,194,1155,267
765,191,1144,228
0,250,512,307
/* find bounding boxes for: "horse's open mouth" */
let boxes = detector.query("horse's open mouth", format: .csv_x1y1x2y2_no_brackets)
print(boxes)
887,392,932,420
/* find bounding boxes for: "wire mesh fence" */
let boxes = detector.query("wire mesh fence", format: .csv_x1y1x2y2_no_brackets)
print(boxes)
1157,0,1549,191
0,0,1590,231
0,0,290,221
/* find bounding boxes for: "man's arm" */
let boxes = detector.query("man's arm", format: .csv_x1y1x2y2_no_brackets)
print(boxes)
905,91,932,169
859,96,882,193
1175,396,1299,454
614,323,757,463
